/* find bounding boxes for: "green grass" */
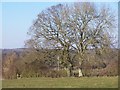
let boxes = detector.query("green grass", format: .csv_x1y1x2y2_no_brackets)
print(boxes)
2,76,118,88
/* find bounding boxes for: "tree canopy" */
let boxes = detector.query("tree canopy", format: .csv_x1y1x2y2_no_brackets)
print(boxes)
25,2,116,77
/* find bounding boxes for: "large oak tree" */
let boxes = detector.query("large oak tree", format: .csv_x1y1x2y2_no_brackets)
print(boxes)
26,2,116,77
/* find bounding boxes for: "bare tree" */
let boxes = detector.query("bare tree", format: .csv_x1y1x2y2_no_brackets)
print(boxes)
64,2,116,76
26,2,116,77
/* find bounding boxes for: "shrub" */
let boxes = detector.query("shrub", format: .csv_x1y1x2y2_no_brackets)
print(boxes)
49,69,67,78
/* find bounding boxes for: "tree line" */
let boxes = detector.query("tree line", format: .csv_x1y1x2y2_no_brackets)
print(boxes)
2,48,118,79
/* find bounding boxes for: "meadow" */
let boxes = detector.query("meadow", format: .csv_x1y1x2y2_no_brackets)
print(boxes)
2,76,118,88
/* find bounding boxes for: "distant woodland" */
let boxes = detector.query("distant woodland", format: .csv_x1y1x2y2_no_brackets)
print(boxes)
2,48,118,79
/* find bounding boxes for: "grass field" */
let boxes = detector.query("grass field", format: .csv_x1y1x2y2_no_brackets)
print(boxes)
2,76,118,88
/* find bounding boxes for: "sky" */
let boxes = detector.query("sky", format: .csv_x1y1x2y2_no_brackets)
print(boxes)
0,1,118,49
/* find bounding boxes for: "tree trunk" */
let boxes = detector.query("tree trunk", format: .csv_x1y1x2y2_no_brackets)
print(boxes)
65,66,73,77
78,68,83,77
65,67,70,77
69,66,73,77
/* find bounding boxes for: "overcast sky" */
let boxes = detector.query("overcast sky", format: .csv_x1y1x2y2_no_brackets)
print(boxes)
0,1,118,49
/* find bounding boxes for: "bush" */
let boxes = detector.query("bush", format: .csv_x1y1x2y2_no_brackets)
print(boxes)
82,66,118,77
50,69,68,78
